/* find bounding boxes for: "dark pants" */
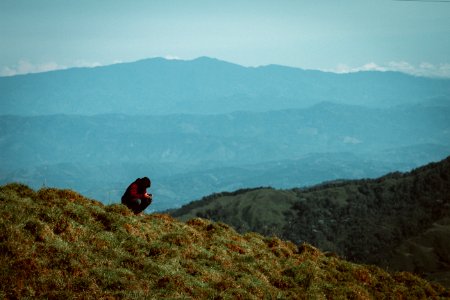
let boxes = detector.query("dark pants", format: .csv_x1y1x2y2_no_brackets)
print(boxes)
121,197,151,214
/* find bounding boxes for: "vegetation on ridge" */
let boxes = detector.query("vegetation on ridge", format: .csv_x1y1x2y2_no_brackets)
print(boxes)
1,183,449,299
170,156,450,287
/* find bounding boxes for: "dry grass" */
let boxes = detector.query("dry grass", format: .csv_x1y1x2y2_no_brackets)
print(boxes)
1,183,449,299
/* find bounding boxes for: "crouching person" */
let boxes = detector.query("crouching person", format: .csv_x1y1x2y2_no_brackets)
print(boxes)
121,177,152,214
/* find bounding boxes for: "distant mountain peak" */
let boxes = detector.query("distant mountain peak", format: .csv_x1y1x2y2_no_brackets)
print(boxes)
1,55,449,116
192,56,219,62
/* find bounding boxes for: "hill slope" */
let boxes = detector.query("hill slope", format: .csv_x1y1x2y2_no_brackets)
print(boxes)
170,156,450,287
1,184,448,299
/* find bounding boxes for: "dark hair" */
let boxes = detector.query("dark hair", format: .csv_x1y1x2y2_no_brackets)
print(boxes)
140,177,151,188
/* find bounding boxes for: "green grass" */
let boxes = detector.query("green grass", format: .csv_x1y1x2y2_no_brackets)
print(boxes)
1,183,449,299
174,188,298,238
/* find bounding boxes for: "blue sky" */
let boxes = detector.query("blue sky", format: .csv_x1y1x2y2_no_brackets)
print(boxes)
1,0,450,77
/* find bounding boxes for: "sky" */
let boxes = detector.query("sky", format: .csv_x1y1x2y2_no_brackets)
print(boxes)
1,0,450,77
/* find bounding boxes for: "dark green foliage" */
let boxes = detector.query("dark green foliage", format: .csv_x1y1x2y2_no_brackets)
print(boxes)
285,156,450,264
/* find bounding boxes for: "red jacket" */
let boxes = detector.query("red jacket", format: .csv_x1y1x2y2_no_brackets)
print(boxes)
127,182,146,199
122,178,148,203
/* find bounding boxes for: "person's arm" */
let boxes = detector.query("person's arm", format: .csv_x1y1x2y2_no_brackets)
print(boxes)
128,183,146,200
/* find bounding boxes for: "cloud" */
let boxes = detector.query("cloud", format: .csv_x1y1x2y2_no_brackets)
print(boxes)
327,61,450,78
0,60,102,77
0,60,66,76
387,61,450,78
331,63,386,74
72,60,102,68
164,55,181,60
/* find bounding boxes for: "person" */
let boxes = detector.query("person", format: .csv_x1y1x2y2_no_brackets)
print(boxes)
121,177,153,214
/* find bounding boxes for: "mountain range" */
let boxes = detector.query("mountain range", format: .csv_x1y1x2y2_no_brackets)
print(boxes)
0,57,449,210
1,103,449,210
1,56,450,116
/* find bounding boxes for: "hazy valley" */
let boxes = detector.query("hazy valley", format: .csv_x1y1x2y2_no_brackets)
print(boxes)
1,59,449,209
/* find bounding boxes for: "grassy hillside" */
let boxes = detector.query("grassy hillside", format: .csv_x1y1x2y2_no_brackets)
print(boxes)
1,184,449,298
170,156,450,287
168,187,297,238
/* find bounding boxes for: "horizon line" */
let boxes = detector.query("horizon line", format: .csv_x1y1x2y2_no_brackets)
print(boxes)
1,56,449,79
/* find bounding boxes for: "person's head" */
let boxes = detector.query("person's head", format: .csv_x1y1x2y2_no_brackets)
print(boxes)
140,177,151,188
